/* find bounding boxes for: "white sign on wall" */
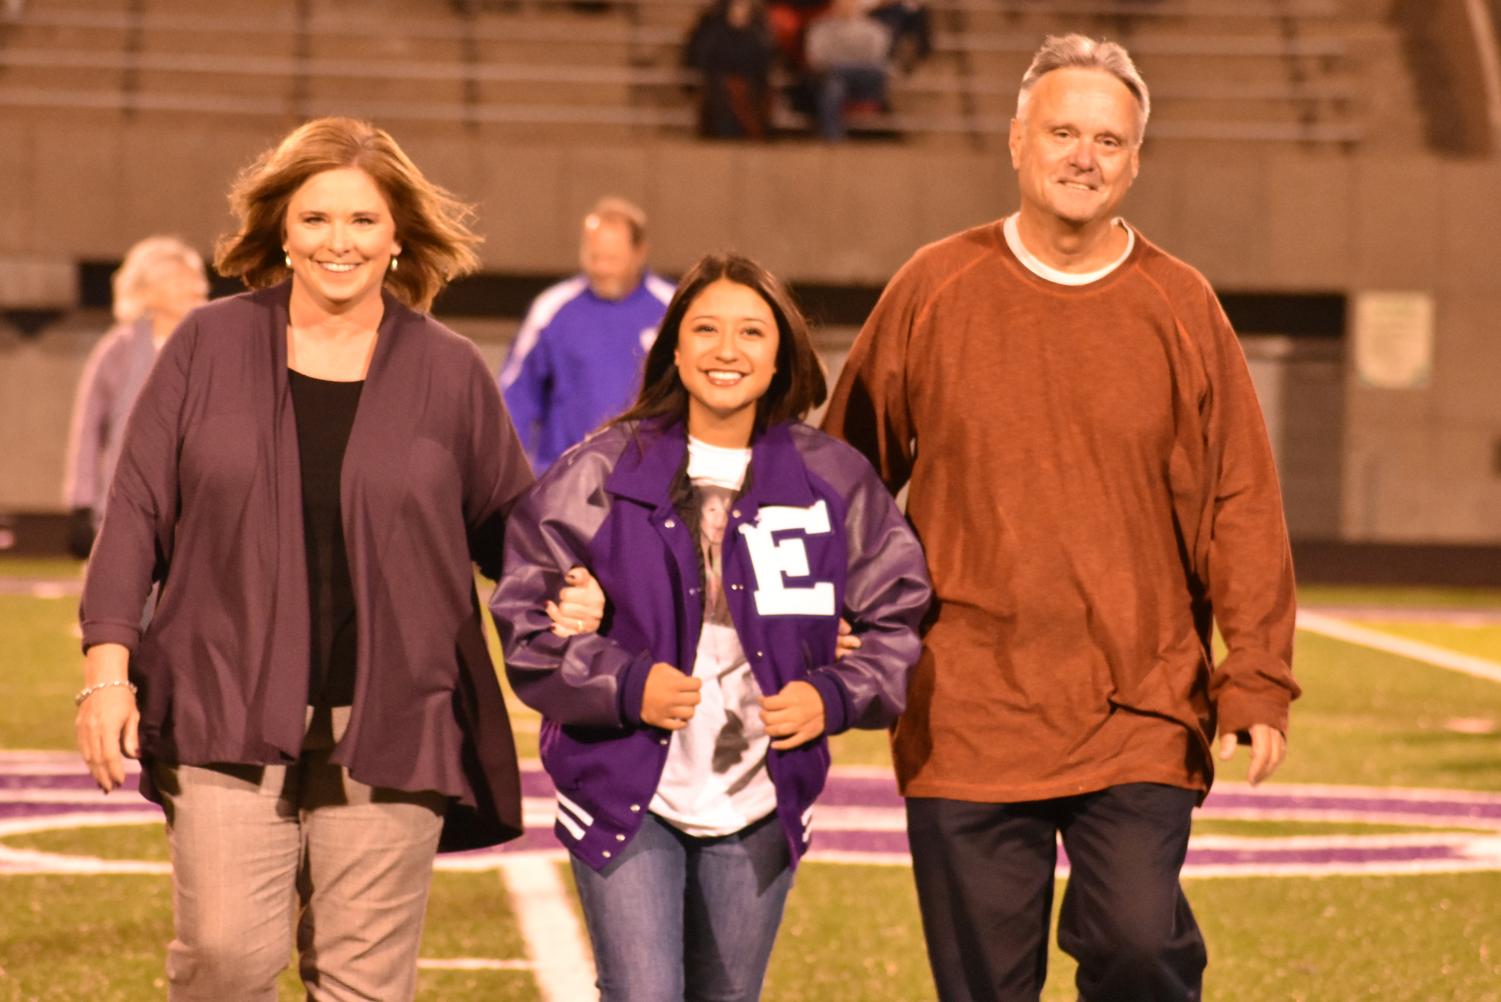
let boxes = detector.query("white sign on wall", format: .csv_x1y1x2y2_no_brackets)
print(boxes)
1351,291,1435,390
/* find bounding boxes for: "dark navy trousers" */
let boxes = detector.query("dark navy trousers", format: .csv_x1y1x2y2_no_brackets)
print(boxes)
907,783,1206,1002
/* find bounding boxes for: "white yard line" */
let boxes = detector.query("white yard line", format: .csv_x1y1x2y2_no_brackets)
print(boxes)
418,958,533,971
1297,610,1501,684
498,856,597,1002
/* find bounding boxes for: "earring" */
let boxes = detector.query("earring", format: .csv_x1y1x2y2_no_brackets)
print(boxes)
283,252,291,267
389,255,399,273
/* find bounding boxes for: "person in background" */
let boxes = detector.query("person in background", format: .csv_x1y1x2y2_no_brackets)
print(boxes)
62,236,208,559
492,252,931,1001
74,116,549,1001
804,0,892,140
686,0,778,140
823,34,1299,1002
868,0,931,73
498,196,675,472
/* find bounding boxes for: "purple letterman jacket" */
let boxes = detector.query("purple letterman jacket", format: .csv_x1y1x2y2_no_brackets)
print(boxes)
491,417,932,870
79,281,533,851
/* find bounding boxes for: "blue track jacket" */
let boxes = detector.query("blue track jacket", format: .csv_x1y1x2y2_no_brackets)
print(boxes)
498,272,674,471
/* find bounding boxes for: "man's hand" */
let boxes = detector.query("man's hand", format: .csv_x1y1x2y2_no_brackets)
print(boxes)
641,662,701,730
545,566,606,638
761,680,826,751
1217,724,1287,786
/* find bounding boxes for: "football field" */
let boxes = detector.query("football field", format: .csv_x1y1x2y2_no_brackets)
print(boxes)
3,557,1499,1001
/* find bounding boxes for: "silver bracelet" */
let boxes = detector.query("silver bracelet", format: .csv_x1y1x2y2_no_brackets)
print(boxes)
74,679,139,706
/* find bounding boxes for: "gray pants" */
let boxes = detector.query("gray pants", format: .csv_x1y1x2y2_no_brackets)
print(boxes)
153,706,447,1001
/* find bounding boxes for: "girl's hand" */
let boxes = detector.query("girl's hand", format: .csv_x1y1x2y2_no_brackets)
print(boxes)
641,662,702,730
761,680,825,750
546,566,606,638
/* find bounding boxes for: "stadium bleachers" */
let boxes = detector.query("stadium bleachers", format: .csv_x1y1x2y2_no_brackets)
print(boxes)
0,0,1419,149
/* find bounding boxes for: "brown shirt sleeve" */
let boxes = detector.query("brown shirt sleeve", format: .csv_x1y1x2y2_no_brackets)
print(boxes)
1192,286,1301,736
822,257,922,494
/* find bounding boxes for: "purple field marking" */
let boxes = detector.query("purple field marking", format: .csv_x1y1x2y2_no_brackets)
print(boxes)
7,762,1501,821
1202,790,1501,822
0,801,162,820
6,753,1501,873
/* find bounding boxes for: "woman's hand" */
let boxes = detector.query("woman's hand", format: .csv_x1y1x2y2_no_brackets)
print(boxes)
75,643,140,794
761,680,825,750
835,618,861,660
545,565,606,638
640,662,702,730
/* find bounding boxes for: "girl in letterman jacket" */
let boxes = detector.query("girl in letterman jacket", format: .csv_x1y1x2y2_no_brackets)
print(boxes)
491,252,931,1000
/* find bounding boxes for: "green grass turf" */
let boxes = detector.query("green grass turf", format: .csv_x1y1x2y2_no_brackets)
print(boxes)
1,592,82,749
1299,584,1501,610
1364,621,1501,662
6,865,1495,1001
1272,632,1501,791
767,866,1501,1002
0,871,539,1001
2,874,175,1000
4,821,168,861
0,555,84,579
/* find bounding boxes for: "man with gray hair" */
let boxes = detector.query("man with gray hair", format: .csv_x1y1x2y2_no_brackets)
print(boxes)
824,33,1299,1001
63,235,208,557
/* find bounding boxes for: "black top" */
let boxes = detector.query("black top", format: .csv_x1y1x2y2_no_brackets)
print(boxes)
288,369,364,707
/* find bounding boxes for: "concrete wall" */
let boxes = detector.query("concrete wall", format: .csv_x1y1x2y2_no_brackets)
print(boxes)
1,117,1497,541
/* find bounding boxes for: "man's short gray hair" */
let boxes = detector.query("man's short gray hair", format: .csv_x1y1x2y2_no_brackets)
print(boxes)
1016,34,1151,139
111,235,207,324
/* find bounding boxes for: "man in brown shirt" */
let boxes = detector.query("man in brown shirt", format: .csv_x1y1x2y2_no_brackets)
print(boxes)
823,34,1300,1002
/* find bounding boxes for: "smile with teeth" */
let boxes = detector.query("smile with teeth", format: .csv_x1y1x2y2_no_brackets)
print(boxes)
317,261,360,273
704,370,746,386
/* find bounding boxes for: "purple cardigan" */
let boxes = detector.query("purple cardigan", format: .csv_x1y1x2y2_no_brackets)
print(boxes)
80,282,534,851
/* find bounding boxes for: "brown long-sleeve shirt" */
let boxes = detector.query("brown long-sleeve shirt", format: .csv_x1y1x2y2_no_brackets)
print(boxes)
823,220,1299,802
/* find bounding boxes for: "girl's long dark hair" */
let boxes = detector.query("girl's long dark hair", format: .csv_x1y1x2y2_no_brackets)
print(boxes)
612,252,826,432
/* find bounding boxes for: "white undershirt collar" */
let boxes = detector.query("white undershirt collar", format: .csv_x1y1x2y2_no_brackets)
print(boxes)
687,436,751,491
1003,213,1135,286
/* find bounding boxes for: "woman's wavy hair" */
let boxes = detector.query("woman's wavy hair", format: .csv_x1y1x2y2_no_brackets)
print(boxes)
613,252,826,432
213,117,480,310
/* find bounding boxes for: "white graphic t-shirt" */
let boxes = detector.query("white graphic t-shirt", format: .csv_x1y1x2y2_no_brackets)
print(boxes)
649,437,779,837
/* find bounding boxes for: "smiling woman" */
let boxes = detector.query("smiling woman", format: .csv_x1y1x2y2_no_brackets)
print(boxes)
74,117,538,1001
490,251,933,1001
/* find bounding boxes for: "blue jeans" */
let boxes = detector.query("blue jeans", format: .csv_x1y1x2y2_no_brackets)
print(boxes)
815,65,888,140
570,812,794,1002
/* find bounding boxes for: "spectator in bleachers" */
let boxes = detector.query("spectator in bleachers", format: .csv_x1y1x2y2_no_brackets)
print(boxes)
805,0,892,140
867,0,932,73
75,116,548,1002
61,236,208,559
765,0,831,70
686,0,778,139
499,196,675,472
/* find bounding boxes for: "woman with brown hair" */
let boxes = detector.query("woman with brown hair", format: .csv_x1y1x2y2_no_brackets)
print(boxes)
74,117,541,999
492,251,932,1000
